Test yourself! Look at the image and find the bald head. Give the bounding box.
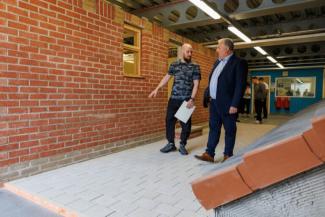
[181,43,193,62]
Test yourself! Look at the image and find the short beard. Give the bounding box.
[183,57,191,63]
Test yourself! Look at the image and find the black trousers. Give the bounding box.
[262,99,268,118]
[254,99,263,121]
[166,99,191,145]
[242,98,250,114]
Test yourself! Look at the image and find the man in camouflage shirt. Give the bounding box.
[149,43,201,155]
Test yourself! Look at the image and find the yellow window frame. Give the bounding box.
[123,24,141,77]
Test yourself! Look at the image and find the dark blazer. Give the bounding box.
[203,54,248,113]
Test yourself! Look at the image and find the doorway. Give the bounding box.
[251,76,271,117]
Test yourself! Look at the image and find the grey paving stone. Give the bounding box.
[80,204,115,217]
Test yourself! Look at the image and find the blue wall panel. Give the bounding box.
[251,68,323,114]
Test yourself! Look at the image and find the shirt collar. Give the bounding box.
[180,58,192,64]
[218,53,233,62]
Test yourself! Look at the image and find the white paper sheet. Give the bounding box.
[174,101,196,123]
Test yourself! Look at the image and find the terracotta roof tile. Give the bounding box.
[191,164,252,210]
[303,127,325,161]
[237,135,322,190]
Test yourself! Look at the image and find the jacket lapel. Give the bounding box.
[208,60,220,82]
[218,54,235,77]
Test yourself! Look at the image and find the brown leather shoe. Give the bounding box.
[221,155,230,163]
[215,155,231,163]
[194,152,214,163]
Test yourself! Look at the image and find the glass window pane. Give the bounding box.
[123,28,137,46]
[276,77,316,98]
[123,50,139,76]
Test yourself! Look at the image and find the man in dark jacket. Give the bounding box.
[252,77,266,124]
[195,38,248,163]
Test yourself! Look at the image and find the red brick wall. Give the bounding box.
[0,0,215,173]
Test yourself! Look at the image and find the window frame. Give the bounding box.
[123,24,141,77]
[275,76,316,98]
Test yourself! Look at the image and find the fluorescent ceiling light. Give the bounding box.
[267,56,277,63]
[228,26,251,43]
[276,63,284,68]
[254,46,267,55]
[188,0,221,19]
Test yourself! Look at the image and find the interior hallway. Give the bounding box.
[4,118,286,217]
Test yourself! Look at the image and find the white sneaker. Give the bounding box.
[255,120,261,124]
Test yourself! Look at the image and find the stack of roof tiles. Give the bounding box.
[192,100,325,210]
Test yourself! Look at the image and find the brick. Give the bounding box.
[0,56,18,63]
[19,1,38,12]
[0,152,9,160]
[8,21,28,31]
[49,4,65,14]
[31,145,49,153]
[0,87,18,92]
[29,12,49,22]
[9,149,29,158]
[0,26,18,35]
[20,166,39,175]
[0,41,18,50]
[20,140,39,148]
[0,11,17,20]
[8,121,29,128]
[19,16,39,26]
[20,153,40,162]
[8,50,29,58]
[0,158,19,167]
[29,0,49,9]
[30,157,49,166]
[0,101,19,107]
[19,31,38,40]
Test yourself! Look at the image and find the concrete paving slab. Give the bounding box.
[5,121,277,217]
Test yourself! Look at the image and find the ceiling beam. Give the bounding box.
[187,17,325,43]
[205,33,325,49]
[133,0,325,29]
[227,0,325,20]
[137,0,155,7]
[250,65,325,71]
[134,0,225,29]
[235,43,325,59]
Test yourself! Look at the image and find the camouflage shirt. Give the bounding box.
[168,60,201,100]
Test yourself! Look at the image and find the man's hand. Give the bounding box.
[229,106,237,114]
[187,99,194,108]
[148,88,158,98]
